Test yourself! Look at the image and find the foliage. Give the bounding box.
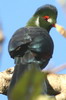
[10,67,55,100]
[35,95,56,100]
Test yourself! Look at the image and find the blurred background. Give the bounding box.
[0,0,66,99]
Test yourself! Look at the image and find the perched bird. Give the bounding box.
[8,4,58,69]
[8,4,58,99]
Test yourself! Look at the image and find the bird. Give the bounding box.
[8,4,58,99]
[8,4,58,69]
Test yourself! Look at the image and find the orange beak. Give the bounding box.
[52,24,56,27]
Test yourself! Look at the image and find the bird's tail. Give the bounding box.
[8,63,28,100]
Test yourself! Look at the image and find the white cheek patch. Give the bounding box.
[47,18,53,23]
[35,17,40,27]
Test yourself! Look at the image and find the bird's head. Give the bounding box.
[27,4,58,32]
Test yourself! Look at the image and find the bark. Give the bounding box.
[0,67,66,100]
[0,67,14,95]
[47,73,66,100]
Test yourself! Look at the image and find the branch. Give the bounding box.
[47,73,66,100]
[0,67,14,95]
[0,67,66,100]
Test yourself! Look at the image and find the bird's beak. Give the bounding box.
[52,19,57,27]
[47,18,56,27]
[48,18,66,37]
[52,24,56,27]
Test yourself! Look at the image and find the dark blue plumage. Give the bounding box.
[8,4,58,100]
[8,27,54,69]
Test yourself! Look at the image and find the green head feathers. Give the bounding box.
[27,4,58,32]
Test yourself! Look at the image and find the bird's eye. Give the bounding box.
[42,16,50,21]
[42,16,53,24]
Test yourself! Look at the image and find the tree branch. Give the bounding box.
[0,67,14,95]
[47,73,66,100]
[0,67,66,100]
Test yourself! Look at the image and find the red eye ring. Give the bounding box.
[43,16,50,20]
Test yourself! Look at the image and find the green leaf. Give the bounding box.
[34,95,56,100]
[10,66,47,100]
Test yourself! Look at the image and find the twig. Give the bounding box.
[0,67,66,100]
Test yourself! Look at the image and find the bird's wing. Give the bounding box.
[8,27,54,60]
[27,27,54,69]
[8,27,32,58]
[27,27,54,59]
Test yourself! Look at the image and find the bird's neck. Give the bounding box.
[26,16,40,27]
[26,16,51,32]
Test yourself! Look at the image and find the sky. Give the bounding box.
[0,0,66,100]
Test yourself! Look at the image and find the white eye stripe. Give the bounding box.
[35,17,40,26]
[47,18,53,23]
